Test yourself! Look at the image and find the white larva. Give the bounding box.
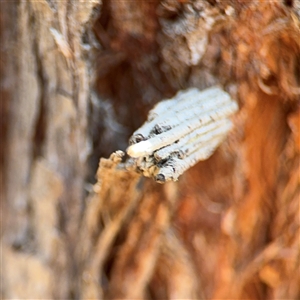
[127,100,237,158]
[154,118,232,161]
[126,86,238,183]
[131,86,231,140]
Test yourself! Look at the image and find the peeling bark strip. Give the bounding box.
[126,86,238,182]
[2,0,101,299]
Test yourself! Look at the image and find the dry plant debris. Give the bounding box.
[125,86,238,183]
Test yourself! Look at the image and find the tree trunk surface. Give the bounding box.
[1,1,299,299]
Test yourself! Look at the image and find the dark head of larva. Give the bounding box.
[155,173,166,184]
[176,150,185,159]
[129,134,145,145]
[150,124,172,135]
[151,124,164,135]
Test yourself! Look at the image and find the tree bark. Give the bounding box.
[1,1,299,299]
[1,1,100,298]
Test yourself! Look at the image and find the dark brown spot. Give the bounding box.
[155,174,166,183]
[129,134,145,145]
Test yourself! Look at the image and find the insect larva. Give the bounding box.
[125,86,238,183]
[154,119,231,161]
[127,100,237,158]
[131,87,230,141]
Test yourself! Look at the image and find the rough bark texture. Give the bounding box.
[1,1,101,298]
[1,0,299,299]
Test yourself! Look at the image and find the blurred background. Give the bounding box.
[1,0,299,299]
